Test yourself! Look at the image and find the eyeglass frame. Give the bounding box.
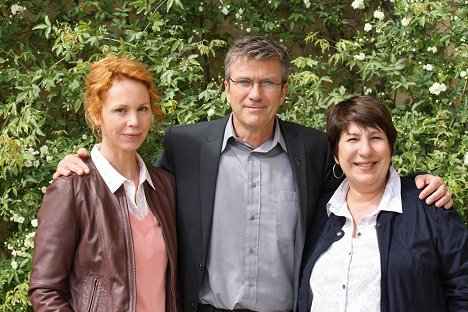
[228,78,285,90]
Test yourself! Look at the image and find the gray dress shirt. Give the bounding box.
[199,115,299,311]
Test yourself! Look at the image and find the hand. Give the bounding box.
[52,148,90,179]
[415,174,453,209]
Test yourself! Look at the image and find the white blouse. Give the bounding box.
[309,167,403,312]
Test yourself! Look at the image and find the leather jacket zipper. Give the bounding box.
[86,278,99,312]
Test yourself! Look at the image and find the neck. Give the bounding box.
[346,185,386,237]
[232,120,275,149]
[98,146,140,182]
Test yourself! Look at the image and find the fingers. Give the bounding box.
[53,154,90,179]
[53,167,72,180]
[76,148,88,158]
[443,198,454,210]
[416,174,443,199]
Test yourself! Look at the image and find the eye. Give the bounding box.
[114,108,126,113]
[236,79,253,88]
[139,106,149,112]
[261,80,275,86]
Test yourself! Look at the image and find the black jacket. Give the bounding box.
[157,115,339,311]
[298,176,468,312]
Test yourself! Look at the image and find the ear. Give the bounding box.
[334,156,339,164]
[279,82,289,106]
[224,79,232,106]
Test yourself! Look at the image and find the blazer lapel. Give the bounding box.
[280,121,308,246]
[199,116,229,255]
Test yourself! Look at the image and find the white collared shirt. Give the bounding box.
[309,166,402,312]
[91,145,155,220]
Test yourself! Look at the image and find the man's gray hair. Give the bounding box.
[224,36,290,83]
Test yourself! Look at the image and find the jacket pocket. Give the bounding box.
[84,277,100,312]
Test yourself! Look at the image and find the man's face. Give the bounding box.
[224,57,288,142]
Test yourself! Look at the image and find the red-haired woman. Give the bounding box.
[29,56,178,312]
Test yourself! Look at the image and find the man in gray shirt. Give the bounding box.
[54,36,452,311]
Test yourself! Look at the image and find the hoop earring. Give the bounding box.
[333,164,344,179]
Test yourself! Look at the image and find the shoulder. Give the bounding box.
[279,119,328,144]
[147,165,174,183]
[279,119,325,136]
[146,164,175,190]
[168,116,228,136]
[49,157,98,189]
[398,175,462,223]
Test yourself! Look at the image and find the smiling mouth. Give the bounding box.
[355,162,377,168]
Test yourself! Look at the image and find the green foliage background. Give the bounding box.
[0,0,466,309]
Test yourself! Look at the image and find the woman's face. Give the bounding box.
[98,77,152,157]
[336,122,392,192]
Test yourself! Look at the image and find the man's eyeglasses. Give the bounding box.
[228,78,283,91]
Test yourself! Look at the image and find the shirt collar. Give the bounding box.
[221,113,288,153]
[91,144,155,193]
[326,166,403,217]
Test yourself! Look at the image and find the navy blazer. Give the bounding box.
[157,115,339,311]
[298,175,468,312]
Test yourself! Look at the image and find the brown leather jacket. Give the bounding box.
[29,158,178,312]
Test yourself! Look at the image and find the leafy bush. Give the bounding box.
[0,0,466,309]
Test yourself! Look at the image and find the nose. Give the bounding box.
[358,138,372,156]
[127,112,139,127]
[248,82,262,100]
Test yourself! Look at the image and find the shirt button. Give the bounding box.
[251,182,256,188]
[248,282,254,287]
[337,231,342,236]
[357,232,362,237]
[250,215,255,220]
[199,264,203,270]
[249,248,254,254]
[342,285,346,289]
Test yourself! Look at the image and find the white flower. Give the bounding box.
[221,6,229,15]
[429,82,447,95]
[207,108,215,117]
[246,27,251,33]
[24,232,36,249]
[373,10,385,20]
[24,159,33,167]
[464,152,468,166]
[364,23,372,32]
[351,0,365,10]
[304,0,311,8]
[199,6,203,12]
[401,17,411,26]
[427,46,437,53]
[31,219,38,227]
[41,186,47,194]
[422,64,433,71]
[364,87,372,95]
[238,8,243,15]
[40,145,49,157]
[11,4,26,15]
[82,134,88,140]
[11,260,18,270]
[18,216,25,224]
[353,52,366,61]
[460,71,467,78]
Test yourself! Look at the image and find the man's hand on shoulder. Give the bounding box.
[52,148,90,179]
[415,174,453,209]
